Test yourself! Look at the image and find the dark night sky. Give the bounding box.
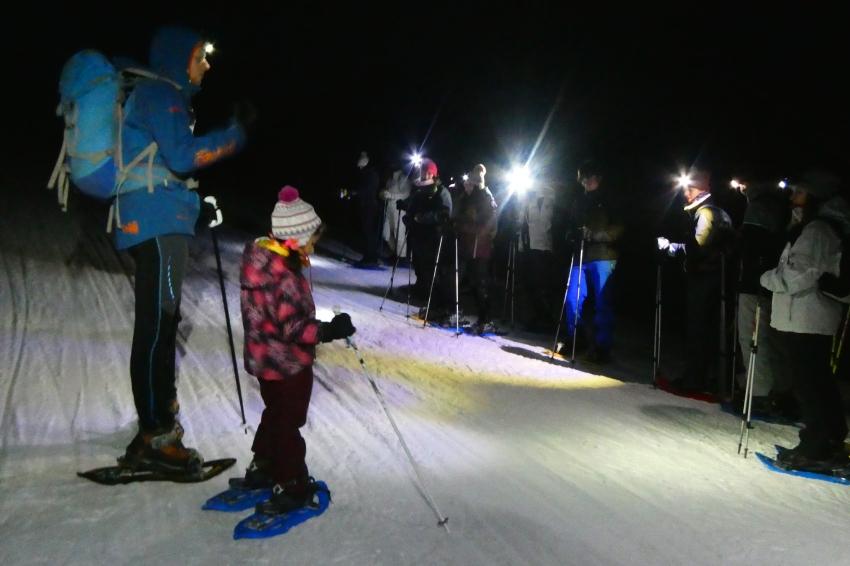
[3,2,847,230]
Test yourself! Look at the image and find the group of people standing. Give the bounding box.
[659,168,849,469]
[347,155,625,345]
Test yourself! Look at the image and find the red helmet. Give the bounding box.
[422,158,438,177]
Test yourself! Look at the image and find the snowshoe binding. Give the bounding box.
[234,476,332,540]
[203,459,275,512]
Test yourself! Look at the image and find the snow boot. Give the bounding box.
[419,306,447,322]
[776,441,849,470]
[255,474,328,516]
[582,344,611,364]
[472,320,498,336]
[439,311,470,328]
[122,421,202,473]
[241,458,275,490]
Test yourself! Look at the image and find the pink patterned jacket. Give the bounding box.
[239,242,321,381]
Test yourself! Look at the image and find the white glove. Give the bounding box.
[656,237,670,251]
[204,196,223,228]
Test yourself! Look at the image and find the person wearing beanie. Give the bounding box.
[760,172,850,469]
[444,164,498,334]
[732,181,796,419]
[398,158,453,299]
[238,186,356,515]
[562,160,625,363]
[352,151,382,268]
[657,166,733,393]
[118,25,248,473]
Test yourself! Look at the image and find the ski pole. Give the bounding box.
[653,262,662,387]
[549,254,576,360]
[210,227,247,431]
[501,241,514,321]
[510,238,517,328]
[379,213,406,312]
[407,246,413,319]
[333,307,449,531]
[454,236,460,336]
[719,254,728,399]
[832,306,850,374]
[570,234,586,365]
[422,235,444,326]
[738,296,761,457]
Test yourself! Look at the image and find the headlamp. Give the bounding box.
[462,174,469,181]
[204,42,215,55]
[676,173,692,189]
[507,166,532,194]
[778,180,788,189]
[730,179,745,190]
[411,153,423,167]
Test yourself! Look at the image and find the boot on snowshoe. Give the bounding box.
[236,458,275,490]
[418,306,446,322]
[439,311,470,329]
[255,474,327,516]
[471,320,497,336]
[776,440,849,471]
[121,420,202,473]
[582,344,611,364]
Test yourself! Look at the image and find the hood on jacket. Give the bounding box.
[149,25,205,97]
[240,241,293,290]
[817,195,850,233]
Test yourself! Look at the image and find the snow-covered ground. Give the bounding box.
[1,188,849,566]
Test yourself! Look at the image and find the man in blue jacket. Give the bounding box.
[116,25,246,472]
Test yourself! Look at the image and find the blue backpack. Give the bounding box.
[48,50,184,228]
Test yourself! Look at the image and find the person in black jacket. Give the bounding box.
[398,158,452,299]
[563,161,625,363]
[657,167,733,393]
[353,151,382,268]
[734,181,796,417]
[435,164,498,333]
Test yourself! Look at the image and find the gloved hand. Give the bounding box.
[396,199,408,211]
[656,237,670,251]
[232,98,258,137]
[320,313,356,343]
[201,196,223,228]
[819,272,849,298]
[401,214,412,227]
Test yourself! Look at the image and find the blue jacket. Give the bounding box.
[114,25,245,250]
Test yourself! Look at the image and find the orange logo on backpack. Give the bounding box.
[121,221,140,234]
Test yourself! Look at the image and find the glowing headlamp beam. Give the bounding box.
[676,174,692,189]
[462,174,469,181]
[411,153,422,167]
[508,166,532,193]
[204,43,215,54]
[778,180,788,189]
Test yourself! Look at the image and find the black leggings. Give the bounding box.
[128,234,188,431]
[779,331,848,454]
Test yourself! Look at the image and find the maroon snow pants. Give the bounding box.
[252,366,314,485]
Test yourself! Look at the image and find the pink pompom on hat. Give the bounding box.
[271,186,322,247]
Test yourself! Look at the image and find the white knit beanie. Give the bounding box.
[468,164,486,187]
[271,186,322,246]
[357,151,369,168]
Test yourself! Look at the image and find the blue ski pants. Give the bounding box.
[565,260,617,347]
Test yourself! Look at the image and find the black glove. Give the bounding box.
[232,98,258,137]
[396,199,408,211]
[819,272,849,298]
[401,214,412,227]
[320,313,356,343]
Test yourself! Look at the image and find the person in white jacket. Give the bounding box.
[518,183,557,332]
[760,172,849,468]
[381,168,412,260]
